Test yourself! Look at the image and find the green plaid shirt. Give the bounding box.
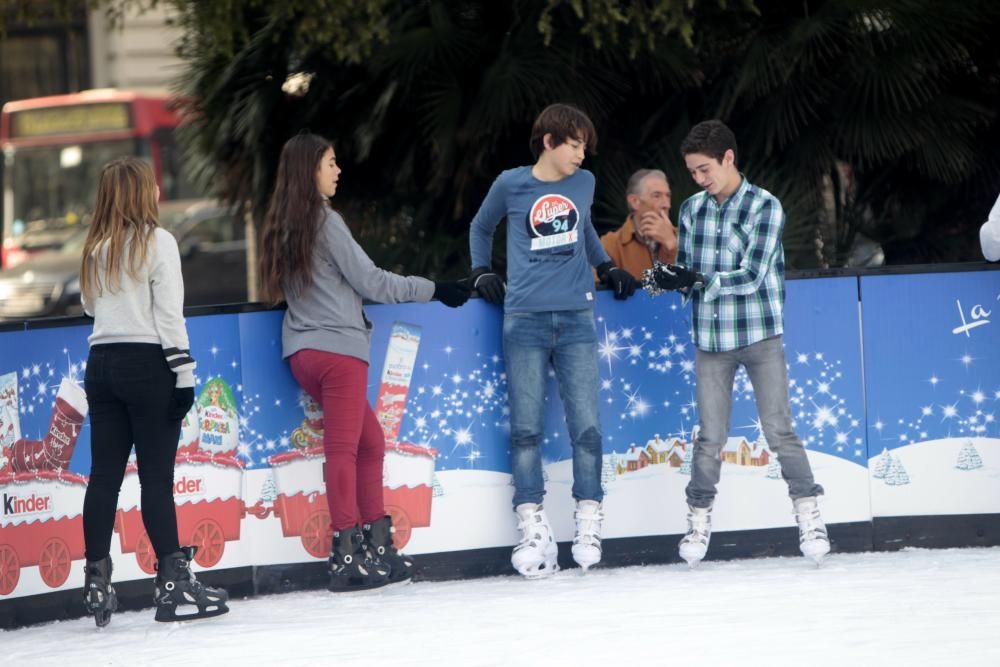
[677,176,786,352]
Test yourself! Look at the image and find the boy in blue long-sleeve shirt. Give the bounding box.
[469,103,638,577]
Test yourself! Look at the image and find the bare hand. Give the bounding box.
[637,211,677,250]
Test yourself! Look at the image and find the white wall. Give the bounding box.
[88,4,183,91]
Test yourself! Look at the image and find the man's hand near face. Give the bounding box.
[637,210,677,260]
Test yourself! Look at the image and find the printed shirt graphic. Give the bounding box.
[677,176,786,352]
[527,194,579,252]
[469,167,610,312]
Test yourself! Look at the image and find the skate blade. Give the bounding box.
[327,580,393,594]
[805,553,827,567]
[519,563,560,580]
[87,589,118,628]
[155,603,229,622]
[680,554,704,569]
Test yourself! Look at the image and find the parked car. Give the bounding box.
[0,200,248,320]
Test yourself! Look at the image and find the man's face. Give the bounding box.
[629,176,671,218]
[684,149,738,200]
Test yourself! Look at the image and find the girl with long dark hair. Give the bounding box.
[259,134,469,592]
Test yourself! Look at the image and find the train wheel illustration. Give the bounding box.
[38,537,71,588]
[192,519,225,567]
[301,510,332,559]
[386,505,412,549]
[135,532,157,574]
[0,544,20,595]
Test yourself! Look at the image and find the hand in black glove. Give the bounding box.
[168,387,195,421]
[596,262,639,300]
[645,262,705,292]
[433,280,472,308]
[469,266,506,305]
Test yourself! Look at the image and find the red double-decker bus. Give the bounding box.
[0,89,198,267]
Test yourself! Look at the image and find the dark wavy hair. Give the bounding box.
[259,133,333,304]
[528,103,597,159]
[680,120,738,166]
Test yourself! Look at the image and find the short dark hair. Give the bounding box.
[529,103,597,159]
[680,120,738,165]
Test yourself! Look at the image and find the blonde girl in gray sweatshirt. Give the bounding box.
[79,157,228,626]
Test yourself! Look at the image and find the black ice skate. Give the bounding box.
[83,556,118,628]
[363,515,414,583]
[153,546,229,622]
[329,525,390,592]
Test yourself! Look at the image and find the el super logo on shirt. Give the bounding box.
[527,194,579,252]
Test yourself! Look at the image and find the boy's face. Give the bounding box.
[544,132,587,178]
[684,149,738,200]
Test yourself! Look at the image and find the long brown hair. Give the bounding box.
[258,133,333,304]
[80,157,159,303]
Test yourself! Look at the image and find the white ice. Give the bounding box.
[4,547,999,666]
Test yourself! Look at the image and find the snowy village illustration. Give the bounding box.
[2,272,998,600]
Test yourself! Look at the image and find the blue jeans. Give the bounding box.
[503,309,604,508]
[687,335,824,508]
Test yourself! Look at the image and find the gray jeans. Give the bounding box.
[686,335,824,508]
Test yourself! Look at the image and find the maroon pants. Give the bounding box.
[289,349,385,532]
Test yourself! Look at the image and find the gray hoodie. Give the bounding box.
[282,206,434,363]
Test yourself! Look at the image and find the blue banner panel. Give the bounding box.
[861,270,1000,517]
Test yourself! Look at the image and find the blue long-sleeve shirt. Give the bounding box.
[469,167,610,312]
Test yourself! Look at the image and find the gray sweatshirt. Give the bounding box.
[282,207,435,363]
[83,227,196,388]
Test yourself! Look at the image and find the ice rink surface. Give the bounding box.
[4,546,999,666]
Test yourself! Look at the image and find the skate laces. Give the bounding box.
[683,508,711,545]
[515,509,549,551]
[573,502,603,546]
[795,500,827,540]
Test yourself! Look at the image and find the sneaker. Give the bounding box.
[511,503,559,578]
[678,504,712,567]
[571,500,603,571]
[793,496,830,564]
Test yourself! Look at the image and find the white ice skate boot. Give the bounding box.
[571,500,604,571]
[512,503,559,578]
[678,504,712,567]
[794,496,830,565]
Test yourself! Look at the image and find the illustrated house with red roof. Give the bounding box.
[721,436,770,467]
[620,445,650,473]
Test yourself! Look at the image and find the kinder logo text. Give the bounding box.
[3,492,52,516]
[174,476,204,496]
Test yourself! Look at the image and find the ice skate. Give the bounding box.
[364,515,413,584]
[329,526,390,592]
[512,503,559,579]
[83,556,118,628]
[153,546,229,622]
[678,504,712,567]
[571,500,603,571]
[794,496,830,565]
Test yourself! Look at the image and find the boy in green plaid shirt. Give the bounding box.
[647,120,830,566]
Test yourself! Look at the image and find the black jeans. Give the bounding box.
[83,343,182,561]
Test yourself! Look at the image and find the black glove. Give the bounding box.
[596,261,639,300]
[646,262,705,291]
[168,387,195,421]
[469,266,506,305]
[433,280,471,308]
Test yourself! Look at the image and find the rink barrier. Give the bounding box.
[1,262,999,628]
